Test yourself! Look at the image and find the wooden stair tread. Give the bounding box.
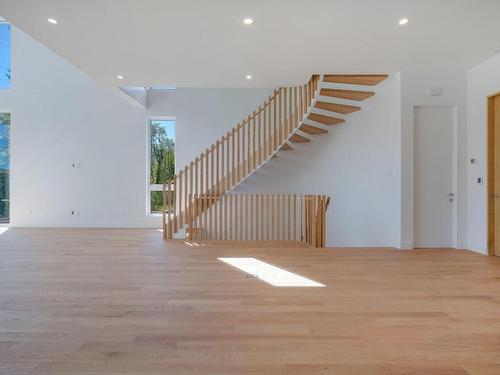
[280,143,293,151]
[307,113,345,125]
[320,88,375,101]
[289,134,310,143]
[315,101,360,114]
[323,74,388,86]
[299,124,328,135]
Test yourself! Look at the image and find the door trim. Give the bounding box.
[413,105,458,248]
[487,92,500,256]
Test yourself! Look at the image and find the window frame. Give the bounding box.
[0,110,10,224]
[146,116,176,216]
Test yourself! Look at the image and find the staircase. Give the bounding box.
[162,74,388,246]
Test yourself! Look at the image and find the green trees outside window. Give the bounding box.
[0,113,10,222]
[150,119,175,213]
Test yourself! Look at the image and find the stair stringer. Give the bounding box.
[222,75,325,195]
[164,74,389,240]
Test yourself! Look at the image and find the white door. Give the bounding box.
[414,106,456,248]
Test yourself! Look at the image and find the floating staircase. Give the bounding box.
[163,74,388,246]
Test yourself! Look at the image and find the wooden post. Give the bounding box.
[276,193,281,241]
[250,193,254,240]
[178,169,183,227]
[173,177,177,233]
[242,121,246,178]
[258,106,262,165]
[273,91,277,150]
[205,148,209,196]
[278,89,283,144]
[282,193,286,241]
[293,194,297,241]
[231,129,235,187]
[252,111,256,170]
[226,132,230,191]
[261,193,265,241]
[229,194,233,241]
[266,194,270,240]
[223,194,228,241]
[272,194,276,241]
[293,86,296,130]
[247,115,251,176]
[239,194,243,241]
[237,127,241,183]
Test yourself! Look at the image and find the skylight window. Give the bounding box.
[147,85,176,91]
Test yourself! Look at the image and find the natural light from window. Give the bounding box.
[149,118,175,214]
[0,22,11,89]
[218,257,325,287]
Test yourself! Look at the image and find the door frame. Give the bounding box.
[487,92,500,256]
[413,105,459,248]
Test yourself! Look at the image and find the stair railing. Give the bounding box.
[186,193,330,248]
[163,75,321,239]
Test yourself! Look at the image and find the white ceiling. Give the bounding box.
[1,0,500,87]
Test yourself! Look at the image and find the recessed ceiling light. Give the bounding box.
[398,18,409,25]
[47,18,58,24]
[245,74,253,80]
[243,17,254,25]
[117,75,124,80]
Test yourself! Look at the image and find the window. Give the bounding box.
[0,22,11,89]
[148,118,175,214]
[0,113,9,223]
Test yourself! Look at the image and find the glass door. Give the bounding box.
[0,113,10,223]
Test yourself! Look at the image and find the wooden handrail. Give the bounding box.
[163,75,322,239]
[185,193,329,247]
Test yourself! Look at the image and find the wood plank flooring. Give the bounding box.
[0,229,500,374]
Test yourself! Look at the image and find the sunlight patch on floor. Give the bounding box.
[0,227,8,236]
[218,257,325,287]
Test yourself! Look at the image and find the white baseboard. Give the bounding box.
[399,241,414,249]
[466,242,488,255]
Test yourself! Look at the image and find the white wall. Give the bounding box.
[400,66,468,249]
[146,88,272,170]
[0,27,271,228]
[234,74,402,247]
[4,26,484,251]
[466,54,500,254]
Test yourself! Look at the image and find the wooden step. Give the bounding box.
[323,74,388,86]
[320,88,375,101]
[307,113,345,125]
[299,124,328,135]
[315,101,361,114]
[289,134,310,143]
[280,143,293,151]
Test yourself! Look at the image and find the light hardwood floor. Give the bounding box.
[0,229,500,374]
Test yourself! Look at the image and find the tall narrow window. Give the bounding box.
[148,118,175,214]
[0,22,11,89]
[0,113,10,223]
